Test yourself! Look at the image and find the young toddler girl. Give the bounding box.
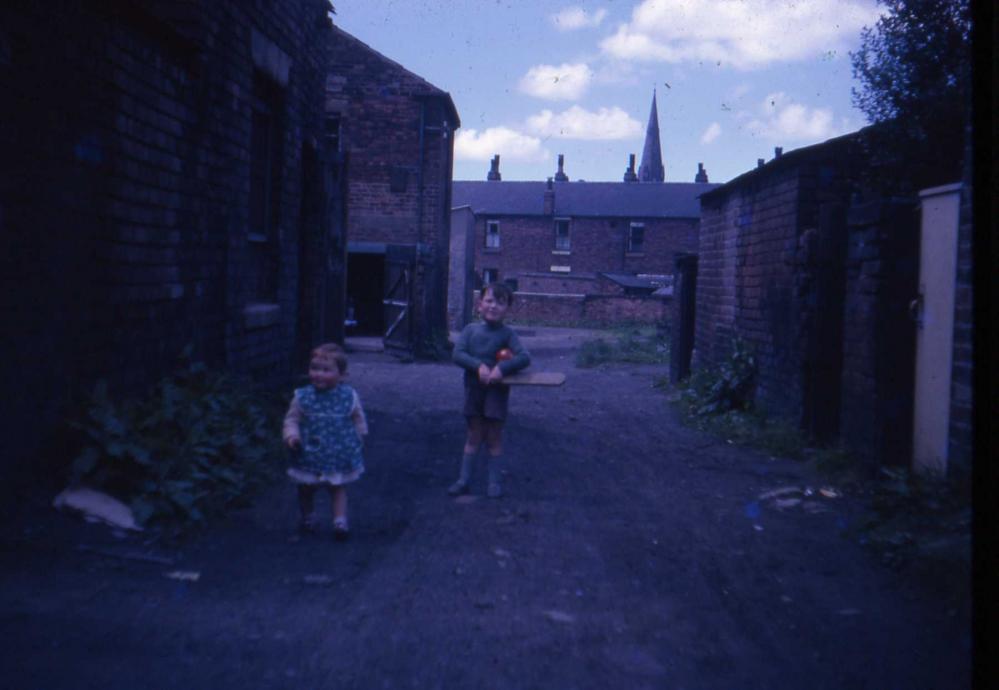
[283,343,367,540]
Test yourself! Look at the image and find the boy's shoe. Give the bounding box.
[447,479,469,496]
[487,481,503,498]
[333,518,349,541]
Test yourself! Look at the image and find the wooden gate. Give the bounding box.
[383,244,416,354]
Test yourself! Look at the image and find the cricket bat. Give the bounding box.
[501,371,566,386]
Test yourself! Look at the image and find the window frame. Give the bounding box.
[553,217,571,252]
[482,268,499,285]
[485,219,501,249]
[627,222,645,254]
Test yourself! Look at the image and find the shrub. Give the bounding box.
[66,362,281,532]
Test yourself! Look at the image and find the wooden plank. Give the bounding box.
[502,371,566,386]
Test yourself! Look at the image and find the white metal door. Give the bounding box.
[911,183,962,475]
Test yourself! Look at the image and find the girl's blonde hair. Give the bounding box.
[311,342,348,374]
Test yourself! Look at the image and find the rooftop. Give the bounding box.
[451,180,720,219]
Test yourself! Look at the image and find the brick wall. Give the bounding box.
[471,290,669,327]
[0,1,333,473]
[516,273,600,295]
[695,167,804,418]
[838,199,918,468]
[695,137,861,427]
[947,133,973,478]
[326,26,457,352]
[473,214,697,284]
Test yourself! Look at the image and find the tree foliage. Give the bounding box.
[850,0,971,188]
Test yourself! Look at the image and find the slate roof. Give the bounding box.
[451,181,720,218]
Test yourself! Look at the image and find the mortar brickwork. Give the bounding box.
[2,1,337,473]
[327,26,458,352]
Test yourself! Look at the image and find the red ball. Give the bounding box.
[496,348,514,361]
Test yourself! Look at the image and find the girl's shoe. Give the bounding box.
[299,515,318,535]
[447,479,469,496]
[333,518,349,541]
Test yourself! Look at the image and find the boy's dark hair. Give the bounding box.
[311,342,348,374]
[483,281,514,306]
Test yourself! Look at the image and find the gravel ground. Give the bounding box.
[0,327,971,689]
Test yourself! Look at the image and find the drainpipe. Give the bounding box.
[417,100,425,249]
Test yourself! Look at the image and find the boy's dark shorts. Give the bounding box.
[463,376,510,421]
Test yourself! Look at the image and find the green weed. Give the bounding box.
[575,327,669,367]
[66,361,282,533]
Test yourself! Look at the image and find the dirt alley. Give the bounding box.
[0,327,971,689]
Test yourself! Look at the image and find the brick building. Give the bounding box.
[693,128,973,474]
[326,25,459,355]
[448,93,718,328]
[0,1,340,476]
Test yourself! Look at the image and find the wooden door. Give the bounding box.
[911,183,962,475]
[383,244,416,353]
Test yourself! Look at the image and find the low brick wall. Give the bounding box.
[484,290,670,327]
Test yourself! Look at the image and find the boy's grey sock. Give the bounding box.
[459,453,475,484]
[487,455,503,497]
[448,453,475,495]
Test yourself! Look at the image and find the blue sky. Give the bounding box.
[332,0,884,184]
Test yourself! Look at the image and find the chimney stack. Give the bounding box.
[774,146,783,159]
[757,158,765,169]
[623,154,638,182]
[543,177,555,215]
[554,153,568,182]
[694,162,709,183]
[487,154,501,181]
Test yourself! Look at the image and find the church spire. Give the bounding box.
[638,89,665,182]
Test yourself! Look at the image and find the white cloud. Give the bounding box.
[745,92,850,142]
[701,122,722,144]
[454,127,550,163]
[518,63,593,101]
[600,0,881,70]
[551,7,608,31]
[525,105,643,140]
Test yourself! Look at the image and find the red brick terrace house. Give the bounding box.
[326,25,459,356]
[449,157,718,327]
[448,92,717,327]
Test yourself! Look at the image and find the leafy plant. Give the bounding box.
[676,338,757,416]
[66,362,282,532]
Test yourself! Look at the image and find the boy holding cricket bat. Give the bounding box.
[449,282,530,498]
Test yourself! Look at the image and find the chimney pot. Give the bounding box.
[554,154,568,182]
[623,153,638,182]
[774,146,783,158]
[487,154,501,181]
[757,158,765,168]
[694,162,709,183]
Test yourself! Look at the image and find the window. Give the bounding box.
[249,70,285,300]
[485,220,500,249]
[486,220,499,249]
[250,72,284,241]
[550,265,570,273]
[482,268,499,285]
[628,222,645,253]
[324,115,341,152]
[554,218,570,251]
